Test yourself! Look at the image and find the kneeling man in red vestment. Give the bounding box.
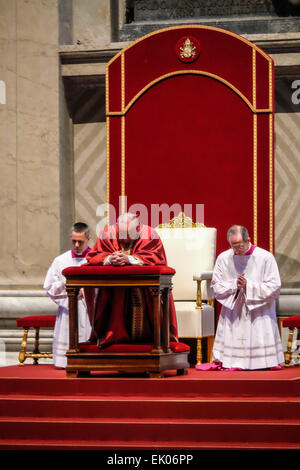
[84,212,178,348]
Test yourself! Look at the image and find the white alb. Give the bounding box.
[211,245,284,370]
[44,250,92,368]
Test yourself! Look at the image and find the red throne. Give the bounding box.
[106,25,274,255]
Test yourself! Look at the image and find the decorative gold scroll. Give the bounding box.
[158,212,205,229]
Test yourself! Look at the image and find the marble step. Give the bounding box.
[0,329,53,352]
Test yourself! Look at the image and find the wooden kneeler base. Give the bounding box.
[66,342,190,378]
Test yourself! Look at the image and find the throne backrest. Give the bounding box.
[156,217,216,301]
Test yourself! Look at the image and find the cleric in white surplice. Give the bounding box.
[44,222,92,368]
[211,225,284,370]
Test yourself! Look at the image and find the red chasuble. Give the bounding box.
[84,225,178,347]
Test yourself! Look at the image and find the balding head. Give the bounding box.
[227,225,251,256]
[117,212,140,242]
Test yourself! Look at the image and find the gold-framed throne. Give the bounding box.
[156,213,216,364]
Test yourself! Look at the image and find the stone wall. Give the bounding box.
[0,0,61,288]
[74,122,107,246]
[0,0,112,288]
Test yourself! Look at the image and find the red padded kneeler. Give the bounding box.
[282,316,300,328]
[62,265,176,277]
[16,315,56,328]
[16,315,56,365]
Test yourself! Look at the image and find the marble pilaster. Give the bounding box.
[0,0,61,287]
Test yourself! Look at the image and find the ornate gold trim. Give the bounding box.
[106,116,110,224]
[121,115,125,206]
[252,47,256,109]
[196,337,203,365]
[158,212,205,228]
[106,61,110,222]
[253,113,258,246]
[105,59,110,115]
[121,52,125,113]
[107,70,271,116]
[196,279,203,310]
[269,59,273,111]
[269,112,274,253]
[268,59,274,253]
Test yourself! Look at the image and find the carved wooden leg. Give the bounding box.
[196,280,203,310]
[150,287,162,353]
[284,327,295,366]
[33,327,40,365]
[19,328,29,365]
[196,337,203,365]
[162,287,171,353]
[66,286,79,353]
[207,335,214,363]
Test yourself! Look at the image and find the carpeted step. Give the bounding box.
[0,438,300,451]
[0,396,299,421]
[0,439,299,452]
[0,365,299,450]
[0,366,299,397]
[0,417,299,446]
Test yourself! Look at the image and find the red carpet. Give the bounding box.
[0,365,299,450]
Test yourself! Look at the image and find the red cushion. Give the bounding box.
[62,265,175,277]
[79,341,190,353]
[282,315,300,328]
[16,315,56,328]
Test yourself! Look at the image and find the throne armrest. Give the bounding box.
[193,271,213,309]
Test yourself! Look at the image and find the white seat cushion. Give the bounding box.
[175,301,215,337]
[156,227,216,301]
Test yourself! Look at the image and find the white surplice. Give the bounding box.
[211,245,284,370]
[44,250,92,368]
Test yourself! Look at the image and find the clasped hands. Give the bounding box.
[110,250,130,266]
[237,272,247,290]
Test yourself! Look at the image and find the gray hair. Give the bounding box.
[227,225,249,243]
[117,212,139,227]
[117,212,140,240]
[70,222,90,238]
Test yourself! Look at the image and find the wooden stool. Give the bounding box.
[282,315,300,366]
[16,315,56,365]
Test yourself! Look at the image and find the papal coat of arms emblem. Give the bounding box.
[180,38,196,59]
[176,36,200,63]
